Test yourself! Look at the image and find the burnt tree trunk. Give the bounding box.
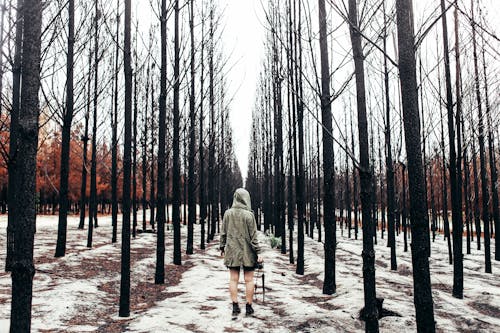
[187,0,196,255]
[119,0,132,317]
[471,0,491,273]
[318,0,336,295]
[395,0,435,330]
[348,0,378,329]
[155,0,167,284]
[6,0,23,272]
[55,0,75,258]
[9,0,41,330]
[172,0,182,265]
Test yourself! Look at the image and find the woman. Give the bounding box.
[220,188,262,316]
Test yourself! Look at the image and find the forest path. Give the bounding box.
[0,214,499,332]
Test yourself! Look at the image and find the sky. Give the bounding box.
[132,0,500,182]
[220,0,265,181]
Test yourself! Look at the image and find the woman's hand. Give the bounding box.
[257,256,263,263]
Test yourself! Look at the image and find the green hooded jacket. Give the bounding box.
[219,188,261,268]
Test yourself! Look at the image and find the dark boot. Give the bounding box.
[232,302,241,316]
[245,303,254,316]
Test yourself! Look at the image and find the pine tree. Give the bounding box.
[9,0,42,330]
[395,0,435,330]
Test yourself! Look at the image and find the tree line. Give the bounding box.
[4,0,243,330]
[246,0,498,332]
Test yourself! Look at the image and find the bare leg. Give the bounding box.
[229,268,239,303]
[244,270,255,305]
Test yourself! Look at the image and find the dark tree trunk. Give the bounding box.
[440,0,463,297]
[462,113,472,255]
[111,0,120,243]
[471,0,491,273]
[55,0,75,258]
[9,0,41,330]
[395,0,435,330]
[271,12,285,252]
[150,79,156,230]
[88,1,100,248]
[472,135,481,250]
[482,31,500,262]
[348,0,378,330]
[351,117,359,240]
[155,0,167,284]
[172,0,182,265]
[132,29,138,238]
[142,62,150,231]
[208,5,216,243]
[78,45,92,231]
[119,0,132,317]
[199,6,206,250]
[318,0,336,295]
[295,0,305,276]
[187,0,196,255]
[383,0,396,271]
[286,0,295,264]
[438,64,452,264]
[6,0,23,272]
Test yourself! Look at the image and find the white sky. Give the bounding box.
[131,0,500,182]
[220,0,265,180]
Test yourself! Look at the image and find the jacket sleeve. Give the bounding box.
[248,213,261,254]
[220,212,227,251]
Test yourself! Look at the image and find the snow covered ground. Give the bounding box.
[0,213,498,332]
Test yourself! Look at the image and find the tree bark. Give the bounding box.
[395,0,435,330]
[111,0,120,243]
[155,0,167,284]
[55,0,75,258]
[172,0,182,265]
[318,0,336,295]
[471,0,491,273]
[119,0,132,317]
[187,0,196,255]
[383,0,397,271]
[348,0,378,330]
[9,0,41,330]
[6,0,23,272]
[440,0,463,297]
[88,0,100,248]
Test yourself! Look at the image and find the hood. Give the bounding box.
[231,188,252,211]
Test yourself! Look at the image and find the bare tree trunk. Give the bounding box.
[155,0,167,284]
[438,59,452,264]
[150,79,156,230]
[295,0,306,276]
[396,0,435,330]
[172,0,182,265]
[471,0,491,273]
[187,0,196,255]
[199,5,206,250]
[111,0,120,243]
[119,0,132,317]
[208,4,216,242]
[6,0,23,272]
[55,0,75,257]
[88,0,100,248]
[132,26,138,238]
[440,0,463,297]
[348,0,378,329]
[9,0,41,330]
[318,0,336,295]
[482,29,500,262]
[383,0,396,271]
[78,51,91,231]
[472,133,481,250]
